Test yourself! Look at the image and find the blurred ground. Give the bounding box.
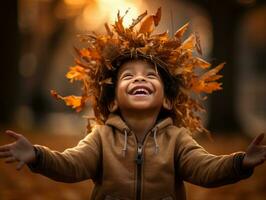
[0,131,265,200]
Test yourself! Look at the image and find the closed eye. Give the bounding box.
[147,72,158,79]
[121,73,133,80]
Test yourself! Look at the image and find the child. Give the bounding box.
[1,8,266,200]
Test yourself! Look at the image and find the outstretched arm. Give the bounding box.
[0,130,36,170]
[0,129,102,183]
[175,129,264,188]
[243,133,266,169]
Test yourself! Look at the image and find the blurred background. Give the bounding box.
[0,0,265,199]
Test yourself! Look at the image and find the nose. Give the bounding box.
[133,75,146,83]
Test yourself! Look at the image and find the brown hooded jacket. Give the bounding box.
[29,114,252,200]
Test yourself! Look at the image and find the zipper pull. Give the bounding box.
[136,143,143,165]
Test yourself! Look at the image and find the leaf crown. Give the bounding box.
[51,8,224,134]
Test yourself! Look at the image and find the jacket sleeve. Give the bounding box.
[175,128,253,188]
[28,127,102,183]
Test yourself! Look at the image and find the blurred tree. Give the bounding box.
[28,0,68,123]
[186,0,265,132]
[0,1,20,124]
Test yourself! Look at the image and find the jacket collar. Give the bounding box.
[105,113,173,135]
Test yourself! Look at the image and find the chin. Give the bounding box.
[128,104,162,112]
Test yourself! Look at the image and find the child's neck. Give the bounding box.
[120,110,159,143]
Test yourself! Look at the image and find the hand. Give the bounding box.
[243,133,266,169]
[0,130,36,170]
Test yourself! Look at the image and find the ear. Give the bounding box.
[108,100,118,112]
[163,98,172,110]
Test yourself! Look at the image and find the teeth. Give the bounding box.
[133,88,149,95]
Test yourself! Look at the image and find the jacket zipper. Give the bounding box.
[136,142,143,200]
[134,128,155,200]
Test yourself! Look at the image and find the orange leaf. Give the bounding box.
[104,23,113,37]
[79,48,91,58]
[153,7,161,26]
[66,65,88,82]
[50,90,60,99]
[129,10,148,29]
[139,16,154,34]
[114,11,125,34]
[191,63,224,93]
[50,90,83,110]
[200,62,224,81]
[175,23,189,39]
[151,31,169,42]
[199,82,223,93]
[139,8,161,34]
[181,34,196,50]
[62,95,82,109]
[194,57,211,69]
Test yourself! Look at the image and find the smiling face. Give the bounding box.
[115,60,165,115]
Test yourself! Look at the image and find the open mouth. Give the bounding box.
[129,86,153,96]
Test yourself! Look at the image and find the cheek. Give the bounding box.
[115,81,128,99]
[119,81,128,91]
[155,81,164,97]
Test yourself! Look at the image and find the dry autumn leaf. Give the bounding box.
[174,23,189,39]
[153,7,161,26]
[50,90,83,111]
[180,34,196,50]
[129,10,148,29]
[194,57,211,69]
[63,95,82,109]
[104,23,113,37]
[66,65,88,82]
[191,63,224,93]
[139,7,161,34]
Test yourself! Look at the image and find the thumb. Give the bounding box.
[16,161,25,171]
[251,133,265,146]
[5,130,21,140]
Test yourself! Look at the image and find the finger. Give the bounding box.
[0,151,12,158]
[5,130,21,140]
[5,157,16,163]
[16,161,25,171]
[252,133,265,146]
[0,144,12,152]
